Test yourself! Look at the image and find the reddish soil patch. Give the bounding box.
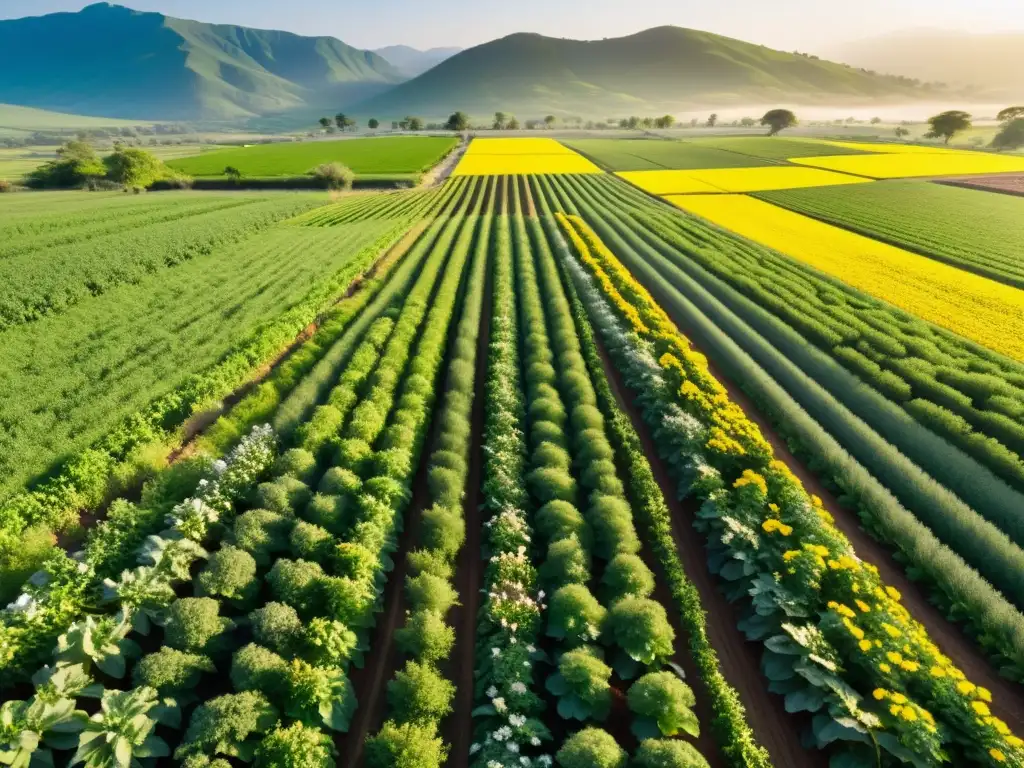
[440,252,492,768]
[939,173,1024,198]
[594,338,826,768]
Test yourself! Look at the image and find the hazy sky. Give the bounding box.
[1,0,1020,51]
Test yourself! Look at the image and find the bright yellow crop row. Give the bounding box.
[670,194,1024,361]
[463,137,577,155]
[791,152,1024,179]
[619,166,870,194]
[802,139,983,155]
[451,152,602,176]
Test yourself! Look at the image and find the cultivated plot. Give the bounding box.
[623,166,870,194]
[566,138,774,170]
[791,152,1024,178]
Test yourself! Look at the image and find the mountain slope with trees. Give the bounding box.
[0,3,404,121]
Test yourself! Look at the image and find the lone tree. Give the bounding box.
[445,111,469,132]
[894,126,911,139]
[544,115,556,129]
[493,111,507,130]
[368,118,379,130]
[761,108,798,136]
[924,110,972,144]
[992,119,1024,152]
[706,113,718,128]
[318,117,331,131]
[997,106,1024,123]
[312,162,354,191]
[104,147,165,190]
[224,166,242,183]
[507,116,520,130]
[406,116,424,131]
[654,115,675,129]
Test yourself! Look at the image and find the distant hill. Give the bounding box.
[373,45,463,78]
[0,103,150,134]
[826,30,1024,99]
[353,26,948,120]
[0,3,404,121]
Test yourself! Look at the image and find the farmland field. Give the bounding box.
[3,136,1024,768]
[759,181,1024,288]
[621,166,870,194]
[566,138,775,170]
[166,136,458,178]
[791,151,1024,178]
[680,135,875,159]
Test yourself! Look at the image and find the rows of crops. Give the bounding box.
[4,134,1024,768]
[0,186,450,602]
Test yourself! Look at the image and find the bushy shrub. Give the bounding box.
[555,646,613,720]
[164,597,235,653]
[255,721,337,768]
[606,598,675,668]
[531,419,567,449]
[296,407,344,454]
[387,660,455,725]
[231,509,292,566]
[312,162,354,190]
[555,727,626,768]
[303,494,351,536]
[364,720,447,768]
[253,477,311,516]
[580,459,625,497]
[304,617,359,668]
[632,739,710,768]
[132,647,214,693]
[536,500,589,544]
[290,521,334,564]
[231,643,290,697]
[420,505,464,558]
[177,691,278,761]
[197,545,259,604]
[541,535,591,588]
[548,584,606,646]
[274,448,318,483]
[394,609,455,663]
[405,572,459,615]
[628,672,699,739]
[330,541,377,582]
[427,466,463,509]
[267,559,325,616]
[533,441,572,471]
[318,467,361,497]
[322,575,375,628]
[589,494,640,559]
[527,466,577,504]
[285,660,356,731]
[249,602,304,655]
[602,553,655,601]
[406,548,454,580]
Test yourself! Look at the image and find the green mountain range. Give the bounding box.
[372,46,463,78]
[0,3,403,121]
[354,26,950,120]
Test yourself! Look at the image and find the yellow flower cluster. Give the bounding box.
[558,210,1024,765]
[669,194,1024,361]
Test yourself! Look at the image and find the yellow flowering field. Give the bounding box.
[791,152,1024,178]
[451,152,602,176]
[802,139,983,155]
[669,194,1024,361]
[463,137,577,155]
[619,166,870,194]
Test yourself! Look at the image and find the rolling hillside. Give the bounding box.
[355,26,949,119]
[0,3,404,121]
[373,45,463,78]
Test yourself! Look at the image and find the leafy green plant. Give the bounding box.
[628,671,700,740]
[56,609,140,679]
[254,721,336,768]
[364,720,447,768]
[555,727,626,768]
[633,738,711,768]
[0,696,83,767]
[177,692,278,763]
[285,662,356,732]
[70,687,169,767]
[545,646,613,721]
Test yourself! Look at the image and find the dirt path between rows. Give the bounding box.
[440,249,493,768]
[421,140,468,189]
[593,337,827,768]
[618,259,1024,732]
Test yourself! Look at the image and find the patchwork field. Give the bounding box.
[566,138,774,170]
[3,136,1024,768]
[791,151,1024,178]
[166,136,458,178]
[759,181,1024,287]
[680,135,875,159]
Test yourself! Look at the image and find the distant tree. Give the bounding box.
[312,162,355,190]
[761,108,798,136]
[544,115,557,129]
[626,116,640,130]
[493,111,507,130]
[689,118,698,128]
[739,117,756,128]
[641,117,654,129]
[507,116,520,130]
[925,110,972,144]
[894,126,911,139]
[318,117,332,131]
[653,115,674,129]
[368,118,379,130]
[391,120,399,130]
[406,116,424,131]
[525,119,540,130]
[224,166,242,183]
[997,106,1024,122]
[334,113,348,130]
[26,139,106,188]
[706,113,718,128]
[104,147,165,190]
[870,116,882,124]
[992,119,1024,151]
[445,112,470,132]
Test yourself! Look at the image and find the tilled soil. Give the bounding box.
[939,173,1024,198]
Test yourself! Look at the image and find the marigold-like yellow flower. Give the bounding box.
[972,701,991,717]
[879,663,891,673]
[855,600,871,613]
[989,748,1006,763]
[858,639,872,652]
[872,689,887,700]
[976,686,992,703]
[956,681,976,696]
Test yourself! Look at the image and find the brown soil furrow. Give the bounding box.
[593,335,827,768]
